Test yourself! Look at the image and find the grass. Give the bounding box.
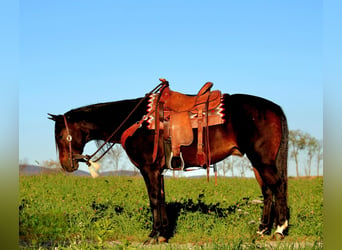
[19,174,323,249]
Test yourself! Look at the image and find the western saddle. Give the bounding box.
[147,78,224,170]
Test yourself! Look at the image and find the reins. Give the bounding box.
[63,81,169,167]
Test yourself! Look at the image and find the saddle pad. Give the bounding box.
[146,93,225,130]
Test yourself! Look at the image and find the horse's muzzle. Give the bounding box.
[60,158,79,172]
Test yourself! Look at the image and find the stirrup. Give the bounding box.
[168,152,184,170]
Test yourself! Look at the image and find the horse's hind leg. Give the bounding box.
[247,111,289,238]
[273,174,289,238]
[273,126,289,238]
[253,168,274,236]
[253,165,289,238]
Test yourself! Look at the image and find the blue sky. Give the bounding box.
[19,1,322,173]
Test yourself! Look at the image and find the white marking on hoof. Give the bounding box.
[275,220,288,236]
[257,228,268,237]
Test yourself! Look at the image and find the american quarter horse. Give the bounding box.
[49,79,289,243]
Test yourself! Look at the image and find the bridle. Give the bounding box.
[63,114,76,168]
[61,80,169,169]
[62,113,117,168]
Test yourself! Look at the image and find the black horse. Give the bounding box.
[49,81,289,243]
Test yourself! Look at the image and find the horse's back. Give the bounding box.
[226,93,286,128]
[227,94,285,116]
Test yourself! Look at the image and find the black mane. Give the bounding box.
[59,97,149,154]
[65,97,146,122]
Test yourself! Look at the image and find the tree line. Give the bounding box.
[288,129,323,177]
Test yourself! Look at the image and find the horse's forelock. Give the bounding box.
[52,114,66,156]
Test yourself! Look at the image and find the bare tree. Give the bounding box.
[316,139,323,176]
[221,157,232,177]
[99,144,125,174]
[289,130,307,177]
[237,155,253,177]
[306,135,319,177]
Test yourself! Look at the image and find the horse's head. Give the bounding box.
[48,113,86,172]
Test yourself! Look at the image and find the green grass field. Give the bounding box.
[19,174,323,249]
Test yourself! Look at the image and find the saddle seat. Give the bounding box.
[160,82,221,112]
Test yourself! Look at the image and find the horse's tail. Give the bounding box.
[275,107,290,222]
[276,108,288,181]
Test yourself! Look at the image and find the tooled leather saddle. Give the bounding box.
[146,79,225,170]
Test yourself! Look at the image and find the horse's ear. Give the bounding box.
[48,113,58,121]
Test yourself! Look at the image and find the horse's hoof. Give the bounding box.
[143,236,168,245]
[256,227,269,238]
[272,232,285,240]
[256,232,264,238]
[143,237,158,245]
[158,236,168,243]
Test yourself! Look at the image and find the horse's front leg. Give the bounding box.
[140,165,169,244]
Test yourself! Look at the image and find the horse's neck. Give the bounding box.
[83,98,146,143]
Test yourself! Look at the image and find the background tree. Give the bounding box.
[99,144,125,174]
[305,135,319,177]
[221,156,234,177]
[289,130,307,177]
[237,155,253,177]
[316,139,323,176]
